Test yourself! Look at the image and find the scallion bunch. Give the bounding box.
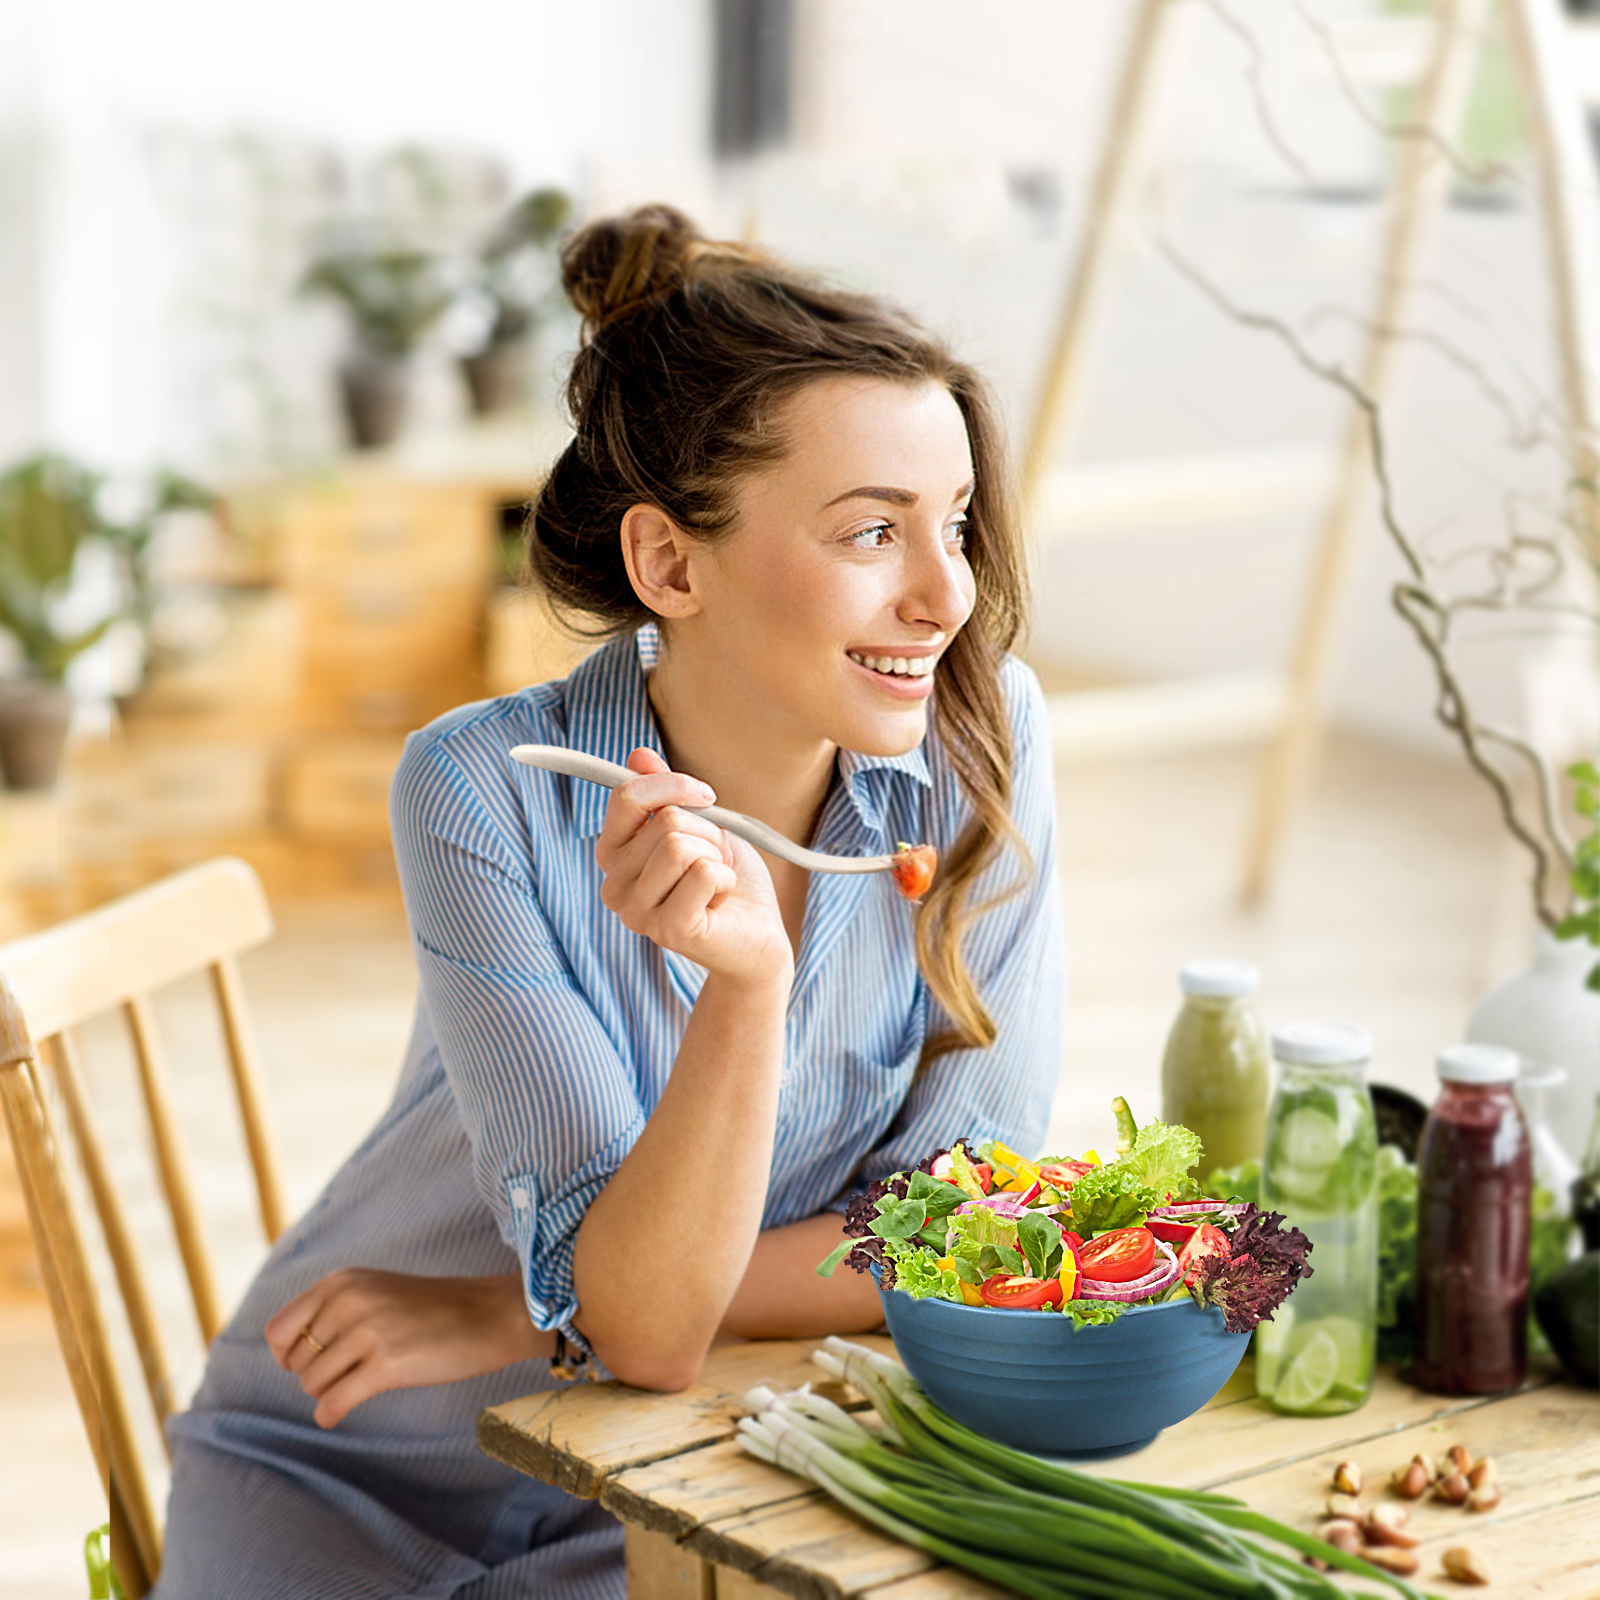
[735,1339,1440,1600]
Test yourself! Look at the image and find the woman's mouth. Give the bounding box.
[846,651,937,678]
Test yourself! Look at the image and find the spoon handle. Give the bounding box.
[508,744,895,876]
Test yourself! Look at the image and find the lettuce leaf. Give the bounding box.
[1062,1299,1126,1329]
[1116,1119,1204,1193]
[883,1239,961,1301]
[1064,1163,1160,1236]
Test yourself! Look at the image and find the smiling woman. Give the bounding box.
[151,205,1064,1600]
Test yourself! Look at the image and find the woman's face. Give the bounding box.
[686,375,978,760]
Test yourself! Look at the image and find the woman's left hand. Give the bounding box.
[264,1269,552,1429]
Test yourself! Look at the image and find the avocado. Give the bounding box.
[1533,1251,1599,1388]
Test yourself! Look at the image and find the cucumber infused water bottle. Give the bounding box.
[1257,1024,1379,1416]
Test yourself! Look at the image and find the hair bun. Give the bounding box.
[561,204,767,336]
[561,204,703,332]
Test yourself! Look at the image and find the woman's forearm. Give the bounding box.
[570,966,791,1388]
[718,1212,885,1340]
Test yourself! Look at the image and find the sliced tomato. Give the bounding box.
[1177,1223,1230,1286]
[931,1151,994,1195]
[979,1274,1065,1311]
[1077,1226,1157,1285]
[1038,1160,1095,1191]
[1147,1217,1198,1247]
[890,843,937,901]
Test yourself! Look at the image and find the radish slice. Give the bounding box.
[1076,1240,1182,1302]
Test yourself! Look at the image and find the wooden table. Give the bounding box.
[479,1340,1600,1600]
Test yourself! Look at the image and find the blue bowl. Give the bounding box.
[878,1286,1249,1458]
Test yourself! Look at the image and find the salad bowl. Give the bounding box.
[877,1281,1249,1458]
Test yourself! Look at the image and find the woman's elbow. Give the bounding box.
[598,1340,705,1392]
[578,1317,708,1391]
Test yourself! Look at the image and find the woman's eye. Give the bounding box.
[945,515,970,549]
[847,524,894,549]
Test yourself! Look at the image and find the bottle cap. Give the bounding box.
[1437,1043,1519,1085]
[1271,1022,1373,1068]
[1179,959,1259,999]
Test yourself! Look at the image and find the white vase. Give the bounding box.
[1466,929,1600,1181]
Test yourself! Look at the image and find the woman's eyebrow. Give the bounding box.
[822,478,976,510]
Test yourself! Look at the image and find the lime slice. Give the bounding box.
[1302,1315,1368,1385]
[1271,1329,1340,1413]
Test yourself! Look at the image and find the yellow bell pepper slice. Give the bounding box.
[986,1141,1027,1178]
[1057,1250,1079,1301]
[937,1255,986,1306]
[1080,1148,1102,1166]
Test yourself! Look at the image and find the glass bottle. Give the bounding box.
[1161,960,1270,1185]
[1572,1092,1600,1253]
[1413,1044,1532,1395]
[1257,1023,1379,1416]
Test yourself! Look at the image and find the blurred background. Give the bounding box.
[2,1,1599,1592]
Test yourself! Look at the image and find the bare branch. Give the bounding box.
[1157,235,1581,926]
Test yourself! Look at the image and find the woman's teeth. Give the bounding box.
[849,652,935,677]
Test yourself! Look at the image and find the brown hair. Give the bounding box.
[528,204,1030,1063]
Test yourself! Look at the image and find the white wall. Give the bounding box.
[1,0,1592,754]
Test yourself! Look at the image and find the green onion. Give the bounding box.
[729,1340,1445,1600]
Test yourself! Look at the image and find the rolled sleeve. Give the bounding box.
[854,660,1064,1185]
[392,735,644,1345]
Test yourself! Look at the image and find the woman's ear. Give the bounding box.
[620,504,701,619]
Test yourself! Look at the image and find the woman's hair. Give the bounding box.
[528,204,1030,1063]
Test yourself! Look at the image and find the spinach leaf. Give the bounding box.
[1018,1210,1064,1280]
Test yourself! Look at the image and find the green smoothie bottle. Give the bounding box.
[1161,960,1270,1185]
[1257,1023,1379,1416]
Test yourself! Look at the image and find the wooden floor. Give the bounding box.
[0,730,1537,1599]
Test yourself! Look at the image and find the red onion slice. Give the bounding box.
[1149,1201,1251,1218]
[1076,1240,1182,1302]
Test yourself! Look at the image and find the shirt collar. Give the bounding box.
[561,624,933,840]
[564,627,664,839]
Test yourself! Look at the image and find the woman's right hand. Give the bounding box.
[595,747,792,988]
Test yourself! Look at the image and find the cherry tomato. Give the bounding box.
[1177,1222,1230,1285]
[890,843,937,901]
[979,1274,1065,1311]
[1038,1160,1095,1192]
[1077,1226,1157,1284]
[1147,1217,1198,1247]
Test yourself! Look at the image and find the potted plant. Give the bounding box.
[302,244,454,449]
[457,187,573,416]
[0,454,212,789]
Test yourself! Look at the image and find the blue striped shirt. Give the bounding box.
[156,625,1063,1600]
[393,625,1063,1350]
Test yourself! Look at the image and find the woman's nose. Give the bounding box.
[899,529,975,633]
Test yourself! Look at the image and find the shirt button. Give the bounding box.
[510,1187,530,1210]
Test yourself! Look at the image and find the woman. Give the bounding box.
[155,205,1063,1599]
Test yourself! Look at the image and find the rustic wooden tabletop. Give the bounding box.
[478,1339,1600,1600]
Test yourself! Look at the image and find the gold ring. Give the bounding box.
[300,1325,327,1355]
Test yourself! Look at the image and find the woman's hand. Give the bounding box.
[264,1269,551,1429]
[595,747,792,987]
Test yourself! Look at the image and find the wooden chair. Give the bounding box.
[0,857,285,1599]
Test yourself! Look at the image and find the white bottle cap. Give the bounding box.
[1179,959,1259,999]
[1272,1022,1373,1068]
[1437,1043,1519,1085]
